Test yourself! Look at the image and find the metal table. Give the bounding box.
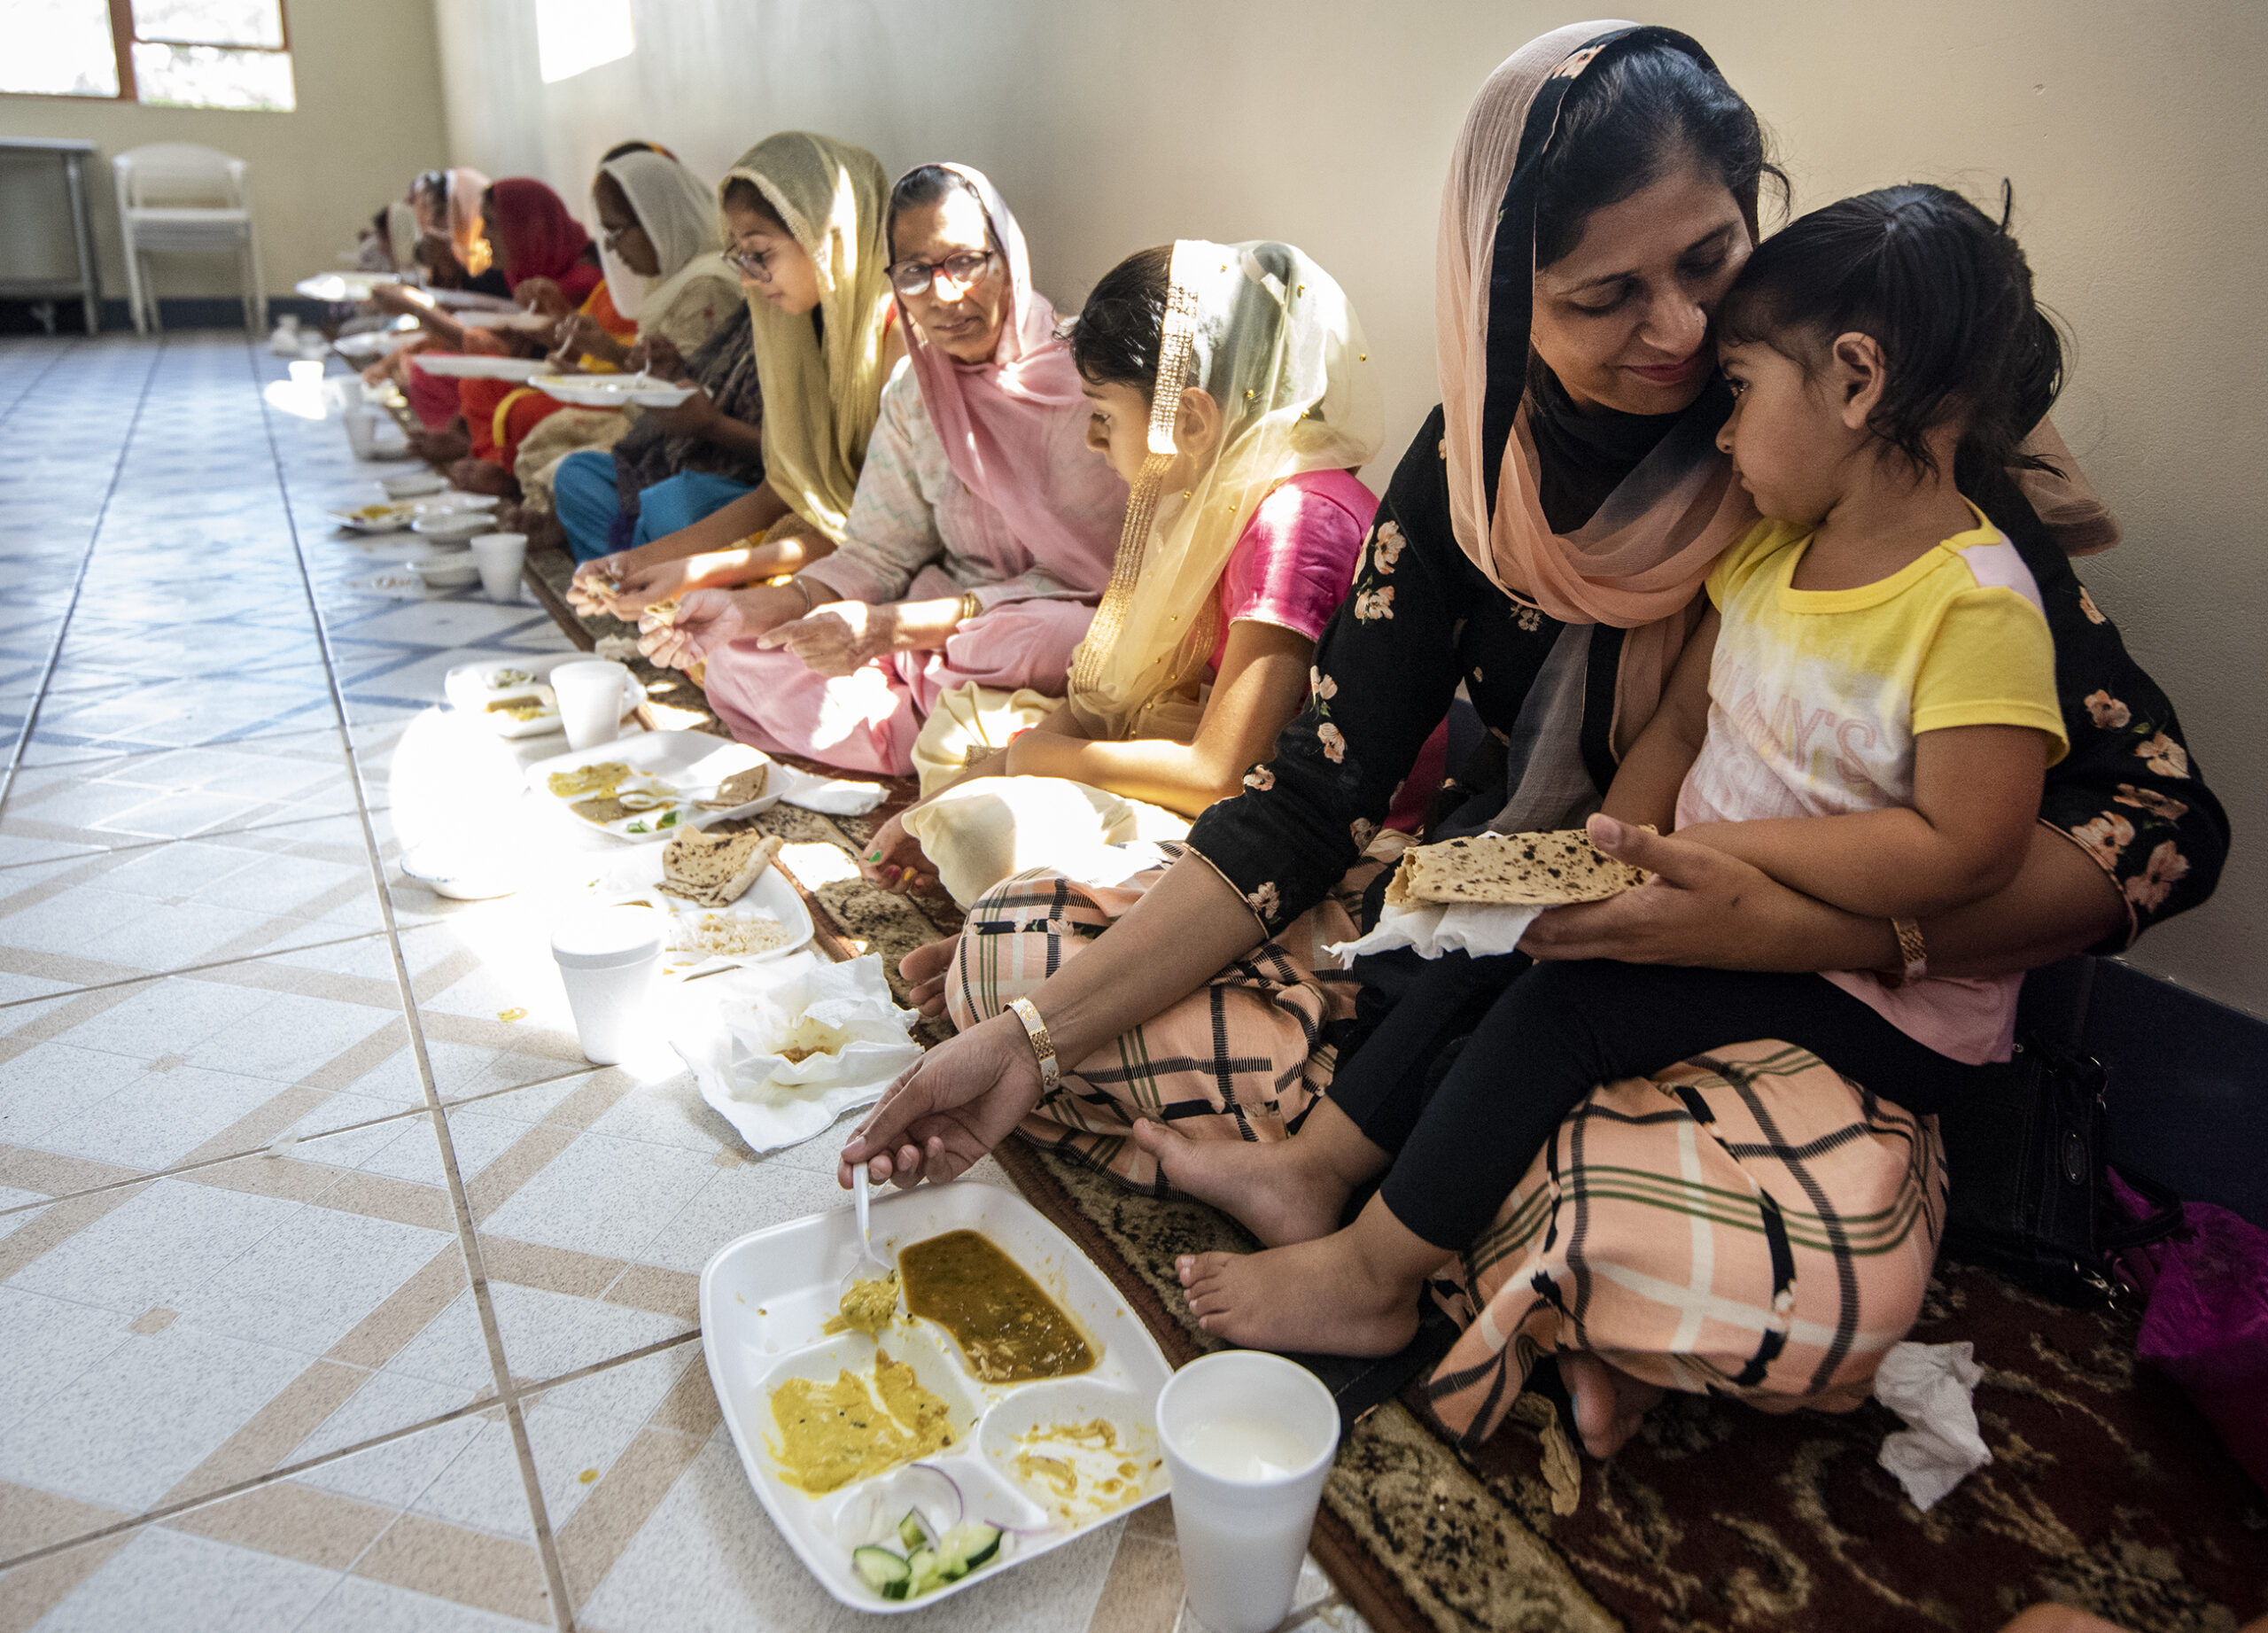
[0,136,102,335]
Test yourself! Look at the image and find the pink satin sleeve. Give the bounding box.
[1210,467,1379,665]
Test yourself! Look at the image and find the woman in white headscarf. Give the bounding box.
[546,145,756,555]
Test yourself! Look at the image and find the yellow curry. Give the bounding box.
[766,1349,954,1496]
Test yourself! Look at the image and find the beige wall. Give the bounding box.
[436,0,2266,1015]
[0,0,450,308]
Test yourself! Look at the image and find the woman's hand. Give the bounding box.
[551,312,628,369]
[838,1013,1047,1188]
[640,589,740,671]
[627,334,689,380]
[859,813,939,894]
[517,277,571,319]
[635,383,722,439]
[1519,815,1826,969]
[759,599,896,677]
[568,554,629,615]
[610,548,772,618]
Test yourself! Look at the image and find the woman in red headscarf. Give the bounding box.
[450,177,637,491]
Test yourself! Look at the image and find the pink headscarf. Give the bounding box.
[1439,22,1755,751]
[896,164,1125,582]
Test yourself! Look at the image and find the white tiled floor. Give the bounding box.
[0,334,1363,1633]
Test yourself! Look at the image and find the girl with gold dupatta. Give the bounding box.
[567,131,904,618]
[869,239,1385,906]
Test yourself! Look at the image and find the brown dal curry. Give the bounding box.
[899,1231,1094,1384]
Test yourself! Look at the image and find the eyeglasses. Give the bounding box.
[887,250,995,300]
[726,239,780,284]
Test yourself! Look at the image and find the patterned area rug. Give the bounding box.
[527,546,2268,1633]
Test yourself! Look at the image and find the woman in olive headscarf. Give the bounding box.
[566,131,904,610]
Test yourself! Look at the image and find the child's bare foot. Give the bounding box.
[1558,1350,1665,1458]
[1132,1121,1346,1247]
[1177,1236,1423,1357]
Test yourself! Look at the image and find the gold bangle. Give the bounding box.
[1884,917,1928,988]
[1007,997,1060,1092]
[957,589,983,626]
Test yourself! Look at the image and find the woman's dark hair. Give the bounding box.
[885,164,991,262]
[1721,182,2063,478]
[1534,37,1783,268]
[1067,245,1172,395]
[600,139,670,163]
[720,176,788,235]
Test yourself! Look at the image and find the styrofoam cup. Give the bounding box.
[552,659,629,751]
[551,906,665,1065]
[470,531,528,601]
[1155,1352,1340,1633]
[342,407,379,458]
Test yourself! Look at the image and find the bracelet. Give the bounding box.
[1884,917,1928,988]
[786,575,819,613]
[1007,997,1061,1092]
[957,590,983,626]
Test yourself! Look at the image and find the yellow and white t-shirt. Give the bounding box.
[1675,503,2067,1064]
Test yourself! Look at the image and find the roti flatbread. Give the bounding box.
[1397,828,1649,906]
[660,828,783,908]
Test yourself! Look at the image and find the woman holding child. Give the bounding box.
[843,23,2227,1458]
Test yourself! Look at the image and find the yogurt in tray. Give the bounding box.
[701,1180,1173,1613]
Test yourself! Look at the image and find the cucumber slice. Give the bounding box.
[939,1522,1005,1572]
[852,1545,910,1599]
[897,1509,928,1552]
[905,1547,940,1597]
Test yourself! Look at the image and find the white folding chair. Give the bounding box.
[112,143,267,335]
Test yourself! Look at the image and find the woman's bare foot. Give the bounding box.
[1177,1236,1423,1357]
[1131,1121,1347,1247]
[898,939,955,1017]
[1558,1351,1665,1458]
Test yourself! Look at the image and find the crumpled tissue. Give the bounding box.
[767,762,888,817]
[1874,1339,1992,1511]
[1324,899,1542,966]
[672,954,923,1154]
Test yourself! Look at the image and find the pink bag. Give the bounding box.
[2112,1171,2268,1491]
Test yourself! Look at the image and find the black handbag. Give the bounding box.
[1937,1031,2183,1303]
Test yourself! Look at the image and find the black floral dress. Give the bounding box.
[1188,406,2228,952]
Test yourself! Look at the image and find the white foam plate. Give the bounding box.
[297,271,403,302]
[411,354,547,382]
[532,371,696,409]
[524,732,779,842]
[702,1181,1172,1614]
[458,309,556,333]
[331,326,416,361]
[587,846,813,976]
[328,500,420,533]
[443,654,641,739]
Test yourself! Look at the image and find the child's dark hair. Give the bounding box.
[1722,182,2063,478]
[884,165,995,264]
[720,176,788,236]
[1067,245,1172,396]
[1535,35,1784,268]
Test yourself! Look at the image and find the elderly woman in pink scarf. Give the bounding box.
[639,164,1126,775]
